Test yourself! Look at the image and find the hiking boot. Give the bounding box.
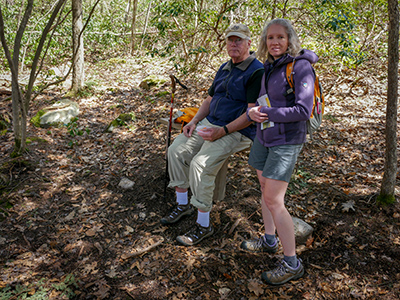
[240,236,279,253]
[160,204,194,225]
[176,223,214,246]
[261,258,304,285]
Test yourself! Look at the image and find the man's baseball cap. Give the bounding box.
[225,24,251,40]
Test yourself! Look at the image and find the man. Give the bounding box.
[161,24,264,246]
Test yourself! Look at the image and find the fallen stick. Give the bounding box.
[121,235,164,260]
[228,218,242,235]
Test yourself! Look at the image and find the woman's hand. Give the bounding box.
[248,106,269,123]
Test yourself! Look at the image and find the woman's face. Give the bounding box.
[266,24,289,60]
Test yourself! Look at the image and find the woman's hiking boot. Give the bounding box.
[261,259,304,285]
[240,236,279,253]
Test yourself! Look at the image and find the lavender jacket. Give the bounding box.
[247,49,318,147]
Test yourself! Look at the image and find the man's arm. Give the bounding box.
[198,103,255,142]
[191,95,212,125]
[224,103,255,133]
[199,67,263,142]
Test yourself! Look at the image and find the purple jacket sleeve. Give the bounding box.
[260,59,315,123]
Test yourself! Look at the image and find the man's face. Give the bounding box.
[226,35,251,63]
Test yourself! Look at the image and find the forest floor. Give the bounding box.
[0,55,399,300]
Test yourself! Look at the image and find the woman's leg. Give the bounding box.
[256,169,276,236]
[261,177,295,257]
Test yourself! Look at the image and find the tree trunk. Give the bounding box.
[129,0,138,55]
[272,0,277,19]
[0,0,33,156]
[172,17,189,60]
[11,78,27,157]
[0,0,66,156]
[140,0,152,49]
[125,0,131,23]
[379,0,399,204]
[71,0,85,93]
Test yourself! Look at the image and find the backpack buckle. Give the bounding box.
[284,88,294,96]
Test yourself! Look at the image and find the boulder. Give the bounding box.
[293,217,314,244]
[118,177,135,190]
[31,99,79,127]
[139,75,167,90]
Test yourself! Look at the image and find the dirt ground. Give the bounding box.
[0,57,399,299]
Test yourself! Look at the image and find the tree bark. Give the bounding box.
[272,0,277,19]
[380,0,399,200]
[0,0,66,156]
[0,0,33,156]
[140,0,152,49]
[71,0,85,93]
[129,0,138,55]
[125,0,131,23]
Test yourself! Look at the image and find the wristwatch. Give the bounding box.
[223,125,229,134]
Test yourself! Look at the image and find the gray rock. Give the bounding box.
[293,217,314,244]
[118,177,135,190]
[40,99,79,126]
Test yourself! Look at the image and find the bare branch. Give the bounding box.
[30,0,102,101]
[25,0,67,108]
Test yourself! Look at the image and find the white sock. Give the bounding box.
[176,191,188,206]
[196,210,210,227]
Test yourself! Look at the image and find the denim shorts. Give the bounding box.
[248,137,303,183]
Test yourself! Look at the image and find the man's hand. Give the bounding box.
[248,106,268,123]
[197,127,225,142]
[183,122,197,137]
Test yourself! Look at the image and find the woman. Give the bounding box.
[242,18,318,285]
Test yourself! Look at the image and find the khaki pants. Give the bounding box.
[167,119,252,212]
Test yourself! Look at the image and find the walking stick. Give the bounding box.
[166,74,176,157]
[163,75,187,201]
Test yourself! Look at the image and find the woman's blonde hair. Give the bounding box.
[257,18,301,63]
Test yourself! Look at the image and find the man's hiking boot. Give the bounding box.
[240,236,279,253]
[261,259,304,285]
[176,223,214,246]
[160,204,194,225]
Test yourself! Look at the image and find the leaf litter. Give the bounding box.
[0,57,399,299]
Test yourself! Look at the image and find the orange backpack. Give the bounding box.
[175,107,198,124]
[174,107,199,131]
[286,60,325,138]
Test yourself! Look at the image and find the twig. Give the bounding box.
[120,235,164,260]
[124,290,136,299]
[22,233,32,249]
[228,218,241,235]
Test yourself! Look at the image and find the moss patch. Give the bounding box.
[30,110,47,127]
[104,112,136,132]
[107,57,126,64]
[377,194,396,206]
[139,75,168,90]
[26,136,48,144]
[0,119,9,130]
[156,91,169,97]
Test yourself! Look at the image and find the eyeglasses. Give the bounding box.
[226,37,246,45]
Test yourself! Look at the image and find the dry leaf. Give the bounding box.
[248,280,264,296]
[86,228,97,237]
[331,272,345,280]
[342,200,355,212]
[64,211,75,221]
[218,288,231,299]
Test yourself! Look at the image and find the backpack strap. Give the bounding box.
[285,59,296,96]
